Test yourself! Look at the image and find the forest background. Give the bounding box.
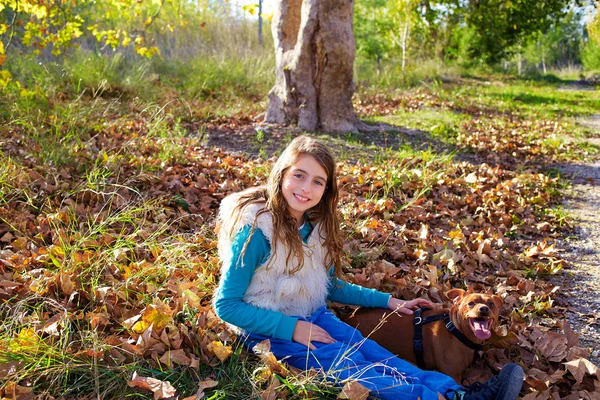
[1,0,600,399]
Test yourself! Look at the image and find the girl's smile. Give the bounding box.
[281,154,327,225]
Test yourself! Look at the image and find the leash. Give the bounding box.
[413,307,483,369]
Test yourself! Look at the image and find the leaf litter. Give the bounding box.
[0,86,598,399]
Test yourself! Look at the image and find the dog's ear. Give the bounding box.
[446,289,465,304]
[492,295,503,311]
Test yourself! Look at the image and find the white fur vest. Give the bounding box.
[217,190,330,318]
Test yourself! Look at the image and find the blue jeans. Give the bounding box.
[243,306,461,400]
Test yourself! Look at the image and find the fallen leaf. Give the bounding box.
[182,378,218,400]
[561,320,579,348]
[59,272,75,295]
[211,341,232,362]
[0,232,14,243]
[564,358,598,384]
[159,349,192,367]
[128,371,177,400]
[260,377,278,400]
[337,380,370,400]
[43,313,64,336]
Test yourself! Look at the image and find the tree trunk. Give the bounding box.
[265,0,361,133]
[258,0,263,46]
[401,22,410,73]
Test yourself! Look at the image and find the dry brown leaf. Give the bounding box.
[419,223,429,240]
[561,320,579,348]
[87,311,111,330]
[59,272,75,295]
[337,380,370,400]
[123,314,142,330]
[260,377,278,400]
[253,339,271,355]
[43,313,64,336]
[0,362,21,379]
[159,349,192,368]
[95,286,111,302]
[537,331,568,362]
[127,371,177,400]
[564,358,598,384]
[0,232,14,243]
[182,378,218,400]
[2,381,34,400]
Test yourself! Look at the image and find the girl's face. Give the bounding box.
[281,154,328,224]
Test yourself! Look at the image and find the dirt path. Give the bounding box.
[555,115,600,367]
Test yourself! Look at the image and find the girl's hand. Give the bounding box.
[292,320,336,350]
[388,297,433,315]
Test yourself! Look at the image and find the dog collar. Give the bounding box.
[413,307,483,370]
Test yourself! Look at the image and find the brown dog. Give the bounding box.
[339,289,502,383]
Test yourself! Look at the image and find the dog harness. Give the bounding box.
[413,307,483,369]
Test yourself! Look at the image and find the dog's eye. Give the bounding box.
[468,301,475,307]
[488,302,495,308]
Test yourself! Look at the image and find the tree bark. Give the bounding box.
[258,0,263,46]
[266,0,361,133]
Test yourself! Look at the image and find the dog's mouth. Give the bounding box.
[469,317,492,340]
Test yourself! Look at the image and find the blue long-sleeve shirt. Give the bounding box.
[214,222,391,342]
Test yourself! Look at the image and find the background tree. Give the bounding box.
[354,0,391,73]
[265,0,361,133]
[521,9,584,73]
[461,0,573,63]
[387,0,421,72]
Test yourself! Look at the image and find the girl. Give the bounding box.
[214,136,523,400]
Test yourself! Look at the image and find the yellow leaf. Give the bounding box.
[29,278,49,295]
[448,226,464,241]
[133,303,172,333]
[16,328,39,347]
[31,4,48,19]
[12,237,28,251]
[0,69,10,87]
[0,54,7,68]
[182,289,201,308]
[211,341,232,362]
[20,89,35,98]
[131,319,150,334]
[51,245,65,257]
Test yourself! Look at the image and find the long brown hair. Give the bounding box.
[224,136,344,277]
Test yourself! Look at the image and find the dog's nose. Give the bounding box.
[479,305,490,315]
